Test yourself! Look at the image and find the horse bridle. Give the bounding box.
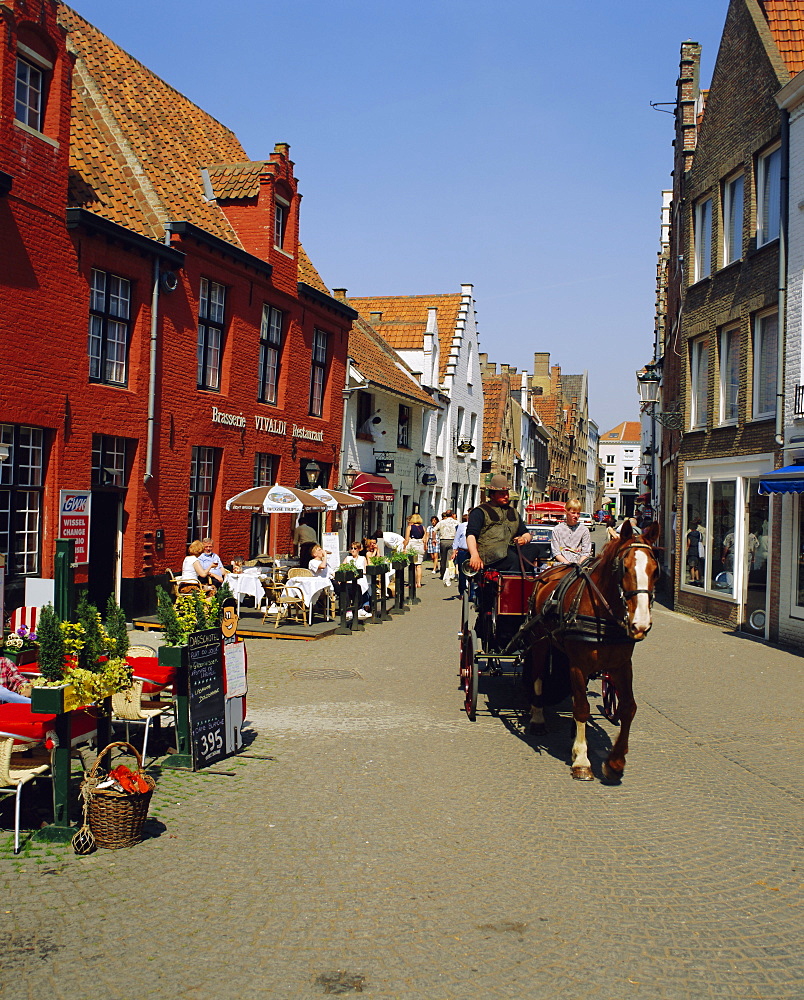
[612,539,659,611]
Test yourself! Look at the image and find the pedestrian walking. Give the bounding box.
[404,513,426,588]
[436,509,458,579]
[426,516,440,575]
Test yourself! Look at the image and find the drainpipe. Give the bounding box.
[777,109,789,450]
[144,253,160,483]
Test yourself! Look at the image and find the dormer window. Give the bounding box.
[14,42,53,136]
[15,56,44,131]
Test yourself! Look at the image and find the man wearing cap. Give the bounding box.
[435,509,459,579]
[466,475,532,573]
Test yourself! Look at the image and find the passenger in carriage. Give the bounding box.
[551,498,592,565]
[466,474,534,573]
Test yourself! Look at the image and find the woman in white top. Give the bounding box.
[180,540,215,595]
[343,541,371,617]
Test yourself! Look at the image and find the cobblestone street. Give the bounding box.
[2,563,802,999]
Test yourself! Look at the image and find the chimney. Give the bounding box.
[332,288,347,301]
[273,142,291,158]
[533,352,550,377]
[370,311,382,325]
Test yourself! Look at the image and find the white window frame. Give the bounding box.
[605,454,615,465]
[752,310,778,420]
[694,197,712,282]
[274,195,289,250]
[722,173,744,266]
[258,304,283,405]
[15,55,44,132]
[718,326,740,425]
[690,337,709,430]
[757,146,781,247]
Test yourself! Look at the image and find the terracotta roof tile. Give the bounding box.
[762,1,804,76]
[600,421,641,442]
[206,162,266,201]
[347,294,463,381]
[481,374,512,458]
[298,245,330,294]
[61,3,248,244]
[349,317,436,407]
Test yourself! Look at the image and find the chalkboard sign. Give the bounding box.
[187,626,226,770]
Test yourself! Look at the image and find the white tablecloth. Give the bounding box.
[228,572,266,611]
[280,576,333,624]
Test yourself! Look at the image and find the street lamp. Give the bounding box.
[636,363,684,430]
[304,460,320,488]
[341,464,359,492]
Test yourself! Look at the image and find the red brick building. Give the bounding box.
[0,1,355,616]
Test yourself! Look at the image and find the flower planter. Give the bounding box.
[30,683,75,715]
[365,563,390,577]
[158,644,186,669]
[3,648,38,666]
[334,570,358,585]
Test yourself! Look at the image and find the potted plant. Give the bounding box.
[155,582,232,666]
[365,554,390,575]
[2,624,39,665]
[334,561,362,585]
[29,603,71,714]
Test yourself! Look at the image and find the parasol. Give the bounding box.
[225,483,328,514]
[308,487,364,510]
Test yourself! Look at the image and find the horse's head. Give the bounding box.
[613,521,661,641]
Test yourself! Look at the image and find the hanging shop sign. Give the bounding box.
[58,490,91,564]
[421,473,437,485]
[375,459,395,474]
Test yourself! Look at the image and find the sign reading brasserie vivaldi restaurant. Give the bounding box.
[211,407,323,442]
[59,490,92,564]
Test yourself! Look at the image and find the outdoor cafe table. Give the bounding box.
[280,576,334,625]
[228,570,266,614]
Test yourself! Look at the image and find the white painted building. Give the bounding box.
[347,286,483,519]
[598,421,641,518]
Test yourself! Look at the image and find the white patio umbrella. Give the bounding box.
[308,486,363,510]
[225,483,328,513]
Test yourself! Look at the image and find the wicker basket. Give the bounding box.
[85,741,155,850]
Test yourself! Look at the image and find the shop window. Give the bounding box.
[89,269,131,385]
[258,305,283,404]
[709,481,736,596]
[0,424,45,576]
[753,311,778,419]
[91,435,130,487]
[197,278,226,391]
[719,327,740,424]
[309,329,327,417]
[683,481,708,588]
[187,446,218,543]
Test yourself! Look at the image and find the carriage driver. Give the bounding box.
[466,474,534,573]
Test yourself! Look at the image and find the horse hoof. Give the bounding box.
[601,762,623,785]
[571,766,594,781]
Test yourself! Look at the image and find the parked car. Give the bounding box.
[579,512,594,528]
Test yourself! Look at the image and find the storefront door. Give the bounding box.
[740,480,769,636]
[87,490,122,610]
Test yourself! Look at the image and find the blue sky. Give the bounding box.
[68,0,727,433]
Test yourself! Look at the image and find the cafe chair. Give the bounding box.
[164,569,180,601]
[112,680,174,765]
[271,568,311,628]
[260,571,286,623]
[0,737,51,854]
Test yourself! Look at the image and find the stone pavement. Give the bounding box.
[1,563,802,999]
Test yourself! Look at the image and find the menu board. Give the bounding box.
[187,626,226,770]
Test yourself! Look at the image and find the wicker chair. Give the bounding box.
[112,681,174,765]
[0,737,51,854]
[269,567,311,628]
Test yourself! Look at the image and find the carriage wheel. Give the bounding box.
[601,673,620,724]
[460,625,478,721]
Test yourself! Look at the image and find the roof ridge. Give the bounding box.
[72,57,168,233]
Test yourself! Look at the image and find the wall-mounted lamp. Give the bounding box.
[636,363,684,430]
[342,464,359,491]
[0,445,9,462]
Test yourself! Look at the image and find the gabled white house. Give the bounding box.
[346,285,483,518]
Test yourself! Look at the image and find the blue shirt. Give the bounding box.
[452,522,469,551]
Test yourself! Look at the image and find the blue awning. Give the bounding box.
[758,465,804,495]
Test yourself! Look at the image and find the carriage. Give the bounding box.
[458,521,661,783]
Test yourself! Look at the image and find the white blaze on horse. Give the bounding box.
[523,520,661,783]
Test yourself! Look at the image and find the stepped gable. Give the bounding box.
[347,294,463,381]
[349,317,436,407]
[61,3,247,243]
[761,0,804,75]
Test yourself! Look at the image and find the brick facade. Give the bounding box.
[0,1,354,617]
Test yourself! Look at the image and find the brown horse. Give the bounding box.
[524,521,661,783]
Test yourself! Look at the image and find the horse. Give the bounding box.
[522,520,661,783]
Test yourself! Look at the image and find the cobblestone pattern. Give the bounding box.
[1,564,802,999]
